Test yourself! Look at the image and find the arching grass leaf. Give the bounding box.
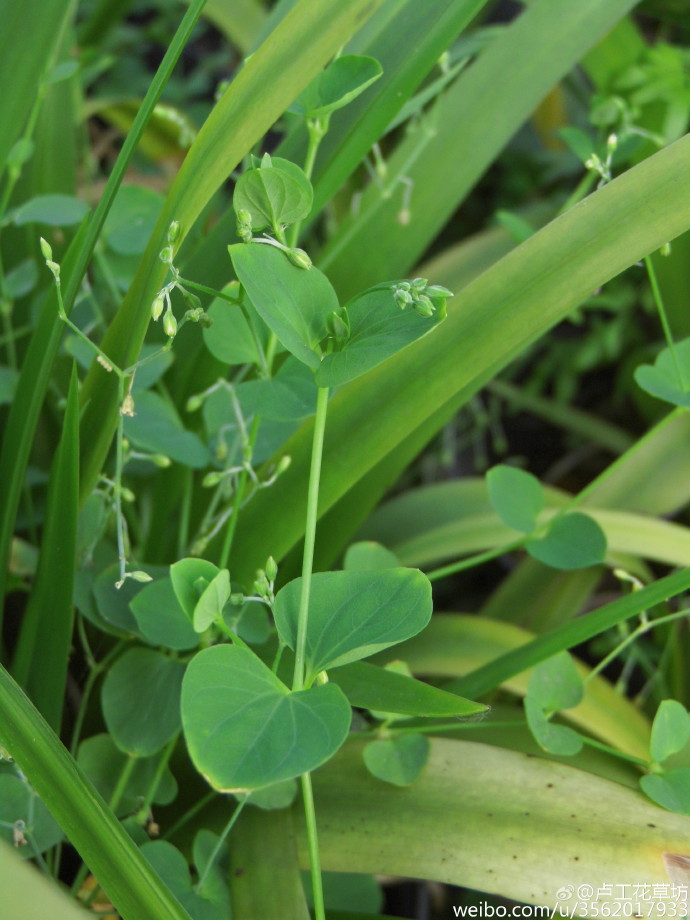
[181,645,351,791]
[273,568,432,678]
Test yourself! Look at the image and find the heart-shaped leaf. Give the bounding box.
[229,243,337,370]
[273,568,433,678]
[635,338,690,408]
[524,652,584,756]
[526,512,607,570]
[650,700,690,765]
[487,464,543,534]
[363,733,430,786]
[170,558,219,621]
[102,648,185,756]
[315,283,445,388]
[524,698,584,756]
[141,841,225,920]
[202,282,268,368]
[181,645,351,791]
[343,541,400,571]
[129,577,198,650]
[291,55,383,119]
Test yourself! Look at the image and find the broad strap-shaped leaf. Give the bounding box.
[291,54,383,119]
[229,243,337,369]
[273,568,433,678]
[315,283,446,388]
[526,512,607,570]
[102,648,185,756]
[487,464,543,534]
[181,645,351,792]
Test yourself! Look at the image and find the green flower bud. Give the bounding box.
[394,288,413,310]
[159,246,173,264]
[660,242,672,258]
[46,260,61,280]
[186,394,203,412]
[266,556,278,582]
[121,487,136,503]
[120,394,135,417]
[152,454,172,468]
[163,310,177,338]
[230,593,245,606]
[130,570,153,583]
[414,295,435,318]
[277,455,291,474]
[151,295,165,322]
[287,247,312,270]
[167,220,181,244]
[182,289,202,311]
[411,277,428,292]
[203,471,225,488]
[39,237,53,262]
[426,284,453,299]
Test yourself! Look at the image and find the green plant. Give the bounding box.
[4,1,690,919]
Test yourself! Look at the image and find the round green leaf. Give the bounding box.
[93,564,144,635]
[181,645,351,792]
[12,194,89,227]
[102,648,185,756]
[77,734,178,815]
[363,733,430,786]
[170,558,219,621]
[526,512,607,570]
[237,357,317,421]
[129,578,199,650]
[486,464,543,534]
[141,841,223,920]
[193,569,230,633]
[202,283,266,367]
[315,283,445,388]
[124,391,210,469]
[273,568,433,677]
[640,768,690,815]
[229,243,337,370]
[635,338,690,409]
[291,54,383,118]
[343,541,400,571]
[526,651,583,712]
[103,185,164,256]
[650,700,690,765]
[0,774,62,856]
[524,698,584,756]
[245,778,298,810]
[193,830,231,914]
[234,166,312,231]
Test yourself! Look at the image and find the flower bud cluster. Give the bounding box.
[392,278,453,318]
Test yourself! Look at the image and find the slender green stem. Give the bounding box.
[301,772,326,920]
[644,255,685,388]
[162,791,216,842]
[584,608,690,686]
[288,117,327,248]
[579,735,648,768]
[427,537,526,583]
[292,386,329,691]
[195,798,247,893]
[219,415,261,569]
[176,276,240,305]
[135,732,180,823]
